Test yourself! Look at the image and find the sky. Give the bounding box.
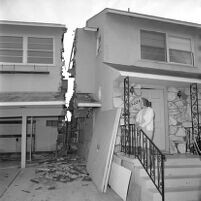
[1,0,201,117]
[1,0,201,62]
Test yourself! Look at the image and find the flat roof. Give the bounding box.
[0,20,66,29]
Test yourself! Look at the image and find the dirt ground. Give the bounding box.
[0,155,122,201]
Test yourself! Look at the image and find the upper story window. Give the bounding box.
[0,35,54,65]
[28,37,53,64]
[140,30,193,66]
[0,36,23,63]
[141,30,166,62]
[168,36,193,65]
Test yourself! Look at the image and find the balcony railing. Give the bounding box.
[121,124,165,201]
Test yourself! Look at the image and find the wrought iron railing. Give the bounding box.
[185,127,201,155]
[121,124,165,201]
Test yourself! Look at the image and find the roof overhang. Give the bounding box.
[75,93,101,108]
[84,27,98,32]
[104,62,201,84]
[0,101,65,107]
[77,102,102,107]
[106,8,201,29]
[0,20,66,29]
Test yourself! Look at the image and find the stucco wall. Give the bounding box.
[0,24,64,92]
[75,28,96,94]
[35,117,58,152]
[0,116,58,153]
[103,14,201,73]
[95,64,120,111]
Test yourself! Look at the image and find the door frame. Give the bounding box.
[141,84,169,152]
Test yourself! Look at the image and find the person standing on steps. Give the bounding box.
[136,97,155,168]
[136,97,155,140]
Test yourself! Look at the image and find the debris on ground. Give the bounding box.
[30,155,91,189]
[21,190,31,193]
[48,186,56,190]
[35,186,42,190]
[30,178,40,183]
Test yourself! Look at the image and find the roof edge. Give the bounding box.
[0,20,67,29]
[106,8,201,28]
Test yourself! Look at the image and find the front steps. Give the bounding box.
[141,154,201,201]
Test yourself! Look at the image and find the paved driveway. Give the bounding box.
[1,162,122,201]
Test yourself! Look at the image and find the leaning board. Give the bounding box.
[109,162,131,201]
[87,108,121,192]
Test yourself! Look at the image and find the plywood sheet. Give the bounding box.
[109,162,131,201]
[87,108,121,192]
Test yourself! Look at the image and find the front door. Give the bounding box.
[142,88,166,151]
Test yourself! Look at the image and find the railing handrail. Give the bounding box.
[121,124,165,201]
[140,127,164,157]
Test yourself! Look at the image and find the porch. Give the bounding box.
[106,62,201,201]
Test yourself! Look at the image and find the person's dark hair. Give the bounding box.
[141,97,151,107]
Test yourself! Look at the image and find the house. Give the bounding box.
[0,20,67,168]
[69,8,201,201]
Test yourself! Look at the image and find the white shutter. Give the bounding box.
[27,37,53,64]
[0,36,23,63]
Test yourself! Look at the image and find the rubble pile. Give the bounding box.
[31,155,91,184]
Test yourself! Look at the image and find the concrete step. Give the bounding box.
[165,165,201,177]
[151,186,201,201]
[139,164,201,177]
[165,155,201,166]
[144,174,201,189]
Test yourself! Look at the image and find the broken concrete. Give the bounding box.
[1,155,122,201]
[33,155,89,184]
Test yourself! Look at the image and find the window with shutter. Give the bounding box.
[27,37,53,64]
[0,36,23,63]
[140,30,166,62]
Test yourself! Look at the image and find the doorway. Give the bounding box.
[141,88,166,151]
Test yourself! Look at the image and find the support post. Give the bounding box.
[21,115,27,168]
[29,116,33,162]
[190,83,199,151]
[124,76,130,154]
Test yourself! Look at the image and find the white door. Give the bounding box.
[142,88,166,151]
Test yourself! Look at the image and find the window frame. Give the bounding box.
[140,29,167,62]
[0,34,55,66]
[167,34,194,66]
[140,29,194,67]
[0,34,24,64]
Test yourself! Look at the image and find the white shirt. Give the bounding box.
[136,107,154,131]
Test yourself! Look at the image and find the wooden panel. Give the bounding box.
[87,108,121,192]
[109,162,131,201]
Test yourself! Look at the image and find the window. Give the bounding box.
[0,35,54,65]
[0,36,23,63]
[168,36,193,65]
[141,30,166,62]
[140,30,194,66]
[27,37,53,64]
